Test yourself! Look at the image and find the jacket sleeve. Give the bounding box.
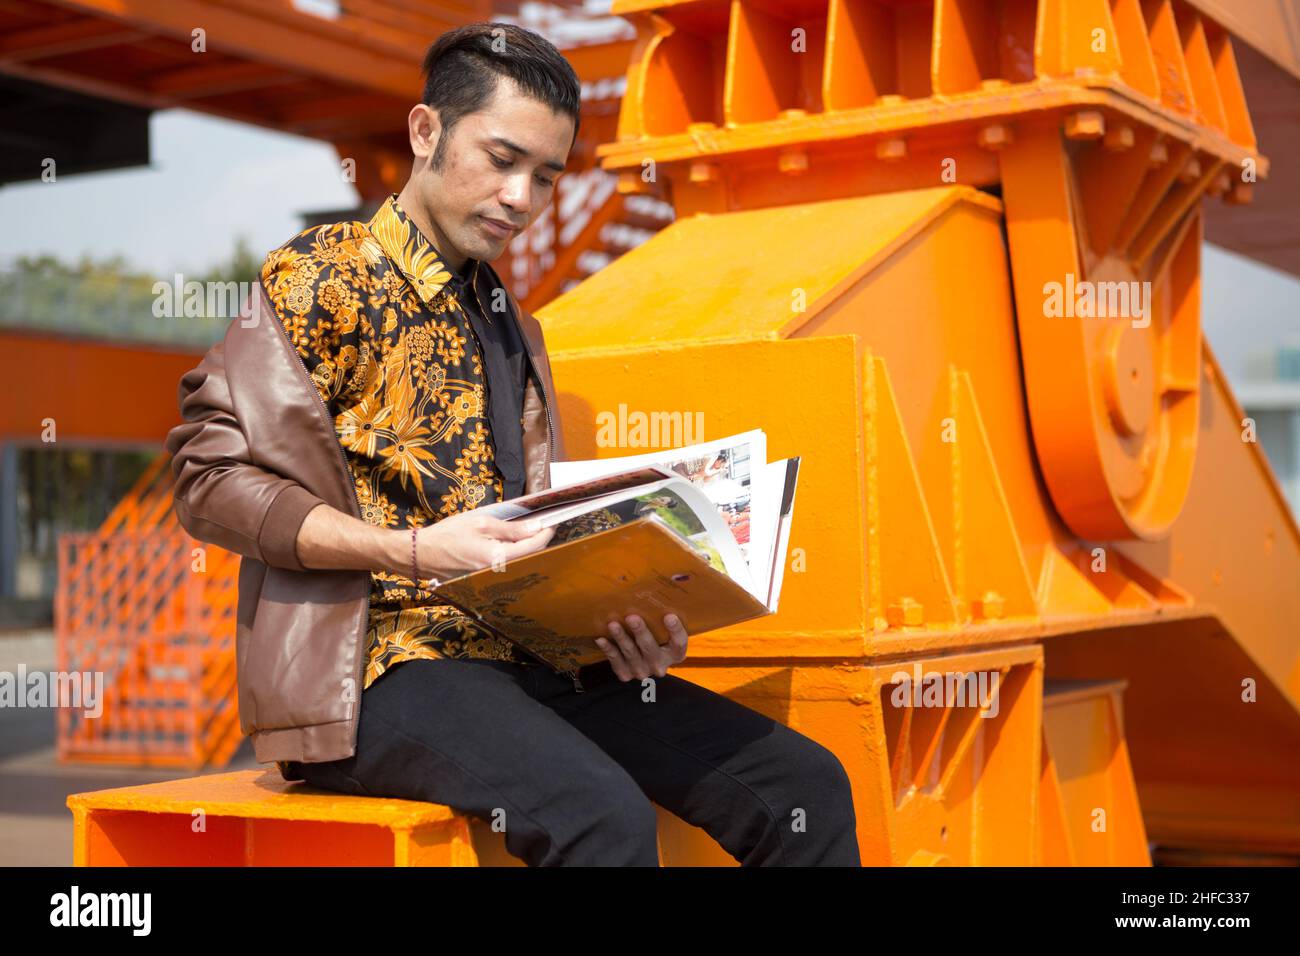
[164,325,326,572]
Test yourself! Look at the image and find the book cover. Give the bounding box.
[430,515,771,672]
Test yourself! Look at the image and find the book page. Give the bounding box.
[745,459,778,590]
[472,465,676,520]
[543,476,754,593]
[764,458,801,611]
[551,429,766,566]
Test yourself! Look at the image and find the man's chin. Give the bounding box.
[465,237,509,263]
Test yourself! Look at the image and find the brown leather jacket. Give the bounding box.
[163,263,564,774]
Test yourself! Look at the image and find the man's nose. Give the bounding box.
[499,174,531,217]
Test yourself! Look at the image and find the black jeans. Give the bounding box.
[286,656,861,866]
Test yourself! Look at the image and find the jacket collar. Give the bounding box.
[367,193,480,307]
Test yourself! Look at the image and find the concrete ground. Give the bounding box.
[0,627,260,866]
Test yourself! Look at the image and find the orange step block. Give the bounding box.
[65,769,527,867]
[65,770,732,866]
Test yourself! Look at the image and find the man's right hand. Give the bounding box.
[415,511,555,581]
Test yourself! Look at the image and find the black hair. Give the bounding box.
[420,22,581,169]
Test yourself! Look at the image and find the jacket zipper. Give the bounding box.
[466,272,568,690]
[473,270,556,479]
[530,342,556,471]
[267,291,371,712]
[535,351,556,476]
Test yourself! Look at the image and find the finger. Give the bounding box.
[494,526,555,561]
[606,620,648,679]
[595,636,632,682]
[663,613,689,663]
[521,525,555,548]
[491,517,546,542]
[624,614,667,677]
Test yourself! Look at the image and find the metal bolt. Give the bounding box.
[689,161,720,184]
[778,149,809,174]
[978,124,1013,150]
[876,138,907,162]
[972,591,1005,620]
[1104,124,1135,151]
[887,597,924,627]
[1065,110,1105,140]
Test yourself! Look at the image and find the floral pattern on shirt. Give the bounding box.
[260,193,537,690]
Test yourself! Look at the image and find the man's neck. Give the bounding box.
[395,183,468,273]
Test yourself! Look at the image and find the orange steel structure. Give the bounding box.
[42,0,1300,865]
[525,0,1299,865]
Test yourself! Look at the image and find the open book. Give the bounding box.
[428,428,800,674]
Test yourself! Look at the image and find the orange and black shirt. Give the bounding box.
[260,193,540,690]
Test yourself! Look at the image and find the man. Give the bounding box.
[165,22,860,866]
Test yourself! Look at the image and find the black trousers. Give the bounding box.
[286,656,861,866]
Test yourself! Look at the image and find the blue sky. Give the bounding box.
[0,107,1296,387]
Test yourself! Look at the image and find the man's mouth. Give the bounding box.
[480,216,518,240]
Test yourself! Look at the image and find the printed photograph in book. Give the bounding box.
[549,430,761,564]
[666,448,752,559]
[550,487,728,574]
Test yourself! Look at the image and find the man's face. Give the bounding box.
[408,77,574,268]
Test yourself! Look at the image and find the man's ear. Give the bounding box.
[408,103,441,164]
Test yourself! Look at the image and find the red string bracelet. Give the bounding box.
[411,527,421,587]
[411,526,441,589]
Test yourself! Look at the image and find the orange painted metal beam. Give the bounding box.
[12,2,630,105]
[563,38,635,83]
[1,331,199,444]
[36,0,441,96]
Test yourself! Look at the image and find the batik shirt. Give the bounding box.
[260,193,539,691]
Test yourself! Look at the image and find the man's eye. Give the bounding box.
[488,153,510,168]
[535,175,554,188]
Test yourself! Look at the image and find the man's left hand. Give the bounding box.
[596,613,688,681]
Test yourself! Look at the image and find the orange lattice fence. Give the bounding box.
[54,453,242,768]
